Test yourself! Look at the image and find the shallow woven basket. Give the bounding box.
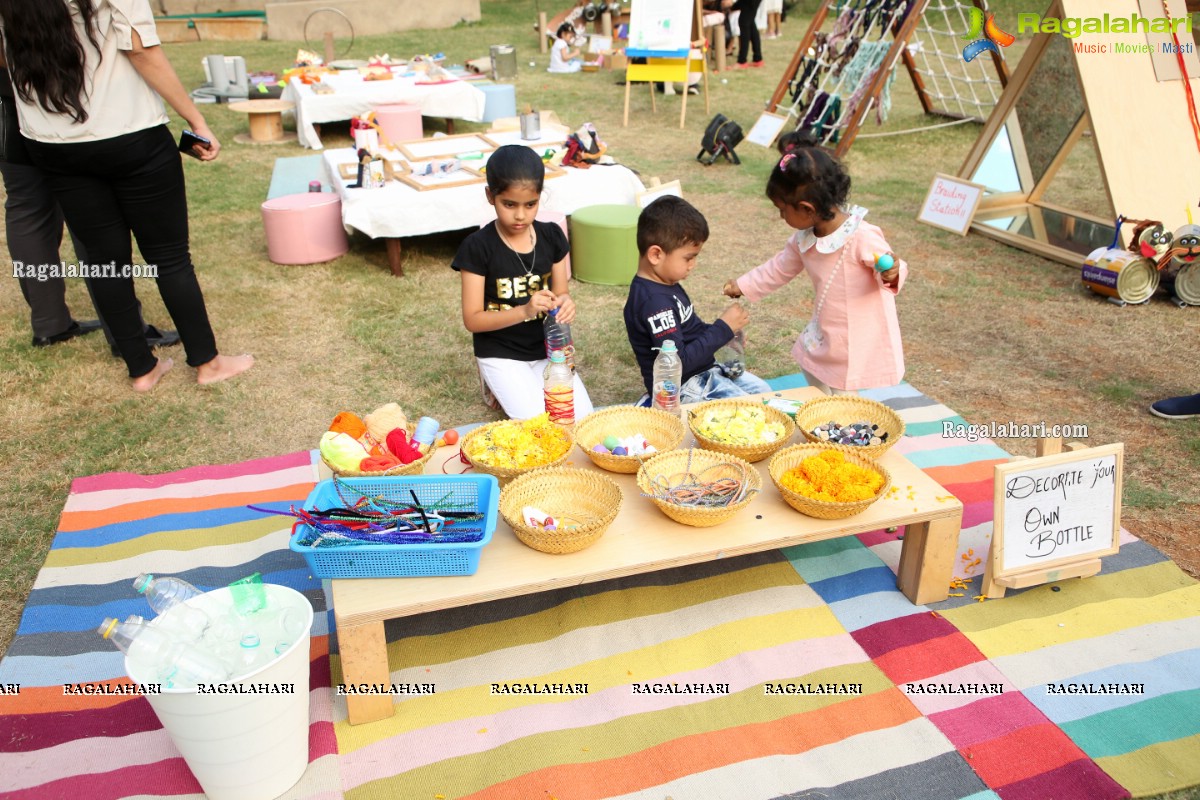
[636,448,762,528]
[794,395,905,460]
[574,406,686,473]
[499,467,623,554]
[320,423,437,477]
[768,443,892,520]
[687,399,796,463]
[460,419,575,485]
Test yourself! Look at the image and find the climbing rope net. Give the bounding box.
[778,0,1007,150]
[905,0,1008,121]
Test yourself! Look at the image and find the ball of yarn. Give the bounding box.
[329,411,367,439]
[320,431,368,473]
[359,453,402,472]
[386,428,423,464]
[365,403,408,443]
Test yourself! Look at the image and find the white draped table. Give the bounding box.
[320,142,646,275]
[282,73,487,150]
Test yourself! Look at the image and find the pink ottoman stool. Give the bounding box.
[478,209,571,279]
[374,103,423,144]
[260,193,349,265]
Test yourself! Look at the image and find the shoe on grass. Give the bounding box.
[31,319,102,347]
[1149,393,1200,419]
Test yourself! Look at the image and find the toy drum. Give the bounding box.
[1161,262,1200,305]
[1082,247,1158,304]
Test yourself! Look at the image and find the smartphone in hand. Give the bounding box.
[178,129,211,159]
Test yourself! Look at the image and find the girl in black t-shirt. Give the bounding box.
[452,145,594,419]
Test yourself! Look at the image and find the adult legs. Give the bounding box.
[2,159,77,339]
[737,0,763,63]
[28,126,218,378]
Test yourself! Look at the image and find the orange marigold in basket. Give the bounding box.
[780,450,884,503]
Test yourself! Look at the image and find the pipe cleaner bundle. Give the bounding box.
[254,475,487,549]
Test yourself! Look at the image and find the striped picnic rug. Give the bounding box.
[1,380,1197,800]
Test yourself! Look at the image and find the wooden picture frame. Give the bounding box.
[337,159,408,182]
[636,179,683,209]
[917,173,986,236]
[395,164,485,191]
[395,133,499,161]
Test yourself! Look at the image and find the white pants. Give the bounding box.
[802,368,857,396]
[477,357,595,420]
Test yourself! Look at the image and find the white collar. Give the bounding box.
[793,205,868,254]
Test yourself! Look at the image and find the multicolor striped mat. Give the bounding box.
[1,380,1197,800]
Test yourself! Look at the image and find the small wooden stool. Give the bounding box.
[228,99,297,145]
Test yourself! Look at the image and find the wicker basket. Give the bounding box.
[320,423,437,477]
[768,444,892,520]
[794,395,905,459]
[636,448,762,527]
[459,419,575,485]
[499,467,622,553]
[687,399,796,463]
[574,406,686,473]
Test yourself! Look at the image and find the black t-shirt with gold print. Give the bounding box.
[452,219,570,360]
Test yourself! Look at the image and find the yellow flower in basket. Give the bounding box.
[465,414,571,470]
[695,406,787,446]
[781,450,884,503]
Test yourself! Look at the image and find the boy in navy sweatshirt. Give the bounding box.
[623,196,771,404]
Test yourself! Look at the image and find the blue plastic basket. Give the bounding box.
[289,474,499,578]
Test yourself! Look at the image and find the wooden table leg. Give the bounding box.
[896,512,962,605]
[445,118,456,134]
[714,26,727,73]
[338,619,395,725]
[385,238,404,276]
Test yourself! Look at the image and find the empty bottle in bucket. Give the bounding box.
[98,617,230,688]
[135,573,211,642]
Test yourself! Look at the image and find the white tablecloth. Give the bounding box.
[282,74,487,150]
[321,146,646,240]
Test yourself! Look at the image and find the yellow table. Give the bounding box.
[330,387,963,725]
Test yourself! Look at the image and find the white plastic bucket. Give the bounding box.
[125,585,314,800]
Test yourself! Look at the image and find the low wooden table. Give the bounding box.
[330,388,964,725]
[227,99,296,145]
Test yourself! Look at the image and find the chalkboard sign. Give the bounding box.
[991,443,1123,581]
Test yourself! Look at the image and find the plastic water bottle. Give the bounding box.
[543,349,575,426]
[651,339,682,414]
[134,573,210,642]
[98,617,231,688]
[543,308,574,369]
[717,329,746,379]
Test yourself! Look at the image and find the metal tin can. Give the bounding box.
[1081,247,1159,304]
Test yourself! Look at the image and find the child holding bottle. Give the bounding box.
[724,133,907,394]
[452,145,594,419]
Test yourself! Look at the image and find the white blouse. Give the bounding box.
[4,0,169,143]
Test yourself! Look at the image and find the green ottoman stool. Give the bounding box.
[569,204,640,285]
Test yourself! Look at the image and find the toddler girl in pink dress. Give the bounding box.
[724,133,907,394]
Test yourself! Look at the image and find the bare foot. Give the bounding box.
[197,353,254,385]
[131,357,174,392]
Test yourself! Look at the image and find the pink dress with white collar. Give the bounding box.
[735,207,907,391]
